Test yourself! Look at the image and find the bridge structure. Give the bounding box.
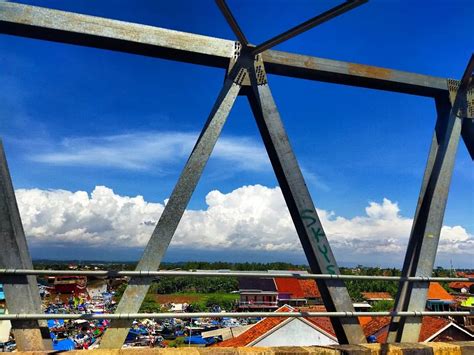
[0,0,473,351]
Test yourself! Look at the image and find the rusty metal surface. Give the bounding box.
[0,142,48,351]
[390,56,474,342]
[0,2,451,97]
[246,58,365,345]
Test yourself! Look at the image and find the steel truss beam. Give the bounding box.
[0,2,450,97]
[246,57,365,344]
[99,64,243,348]
[215,0,248,46]
[2,2,473,156]
[0,0,472,348]
[252,0,367,55]
[0,143,49,351]
[388,56,474,343]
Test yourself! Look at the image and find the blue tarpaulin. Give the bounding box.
[52,339,75,351]
[183,335,215,345]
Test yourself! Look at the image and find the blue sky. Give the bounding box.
[1,0,473,267]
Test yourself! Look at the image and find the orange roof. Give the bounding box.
[298,279,321,298]
[427,282,454,301]
[362,316,391,338]
[449,281,473,289]
[419,316,451,341]
[214,305,335,347]
[274,278,305,298]
[367,316,452,343]
[361,292,393,300]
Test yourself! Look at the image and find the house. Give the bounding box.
[53,276,87,294]
[238,277,278,311]
[449,281,474,294]
[214,305,338,347]
[361,292,393,304]
[364,316,474,343]
[274,278,308,307]
[298,279,322,304]
[426,282,455,311]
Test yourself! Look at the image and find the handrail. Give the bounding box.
[0,310,472,321]
[0,268,471,282]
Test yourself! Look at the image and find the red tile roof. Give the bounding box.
[298,279,321,298]
[214,305,335,347]
[419,316,451,341]
[361,317,391,338]
[274,278,305,298]
[361,292,393,300]
[427,282,454,301]
[449,281,473,290]
[366,316,452,343]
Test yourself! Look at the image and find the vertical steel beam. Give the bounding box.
[0,141,47,351]
[99,68,242,348]
[245,58,366,344]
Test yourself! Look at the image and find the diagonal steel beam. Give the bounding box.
[215,0,248,46]
[245,57,366,344]
[0,2,449,97]
[99,64,243,348]
[0,142,49,351]
[252,0,367,55]
[387,56,473,343]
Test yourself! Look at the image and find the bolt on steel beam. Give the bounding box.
[99,64,244,349]
[245,57,365,345]
[252,0,368,55]
[0,142,50,351]
[388,56,474,343]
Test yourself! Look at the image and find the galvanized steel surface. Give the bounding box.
[99,71,241,348]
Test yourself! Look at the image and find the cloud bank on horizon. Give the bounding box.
[16,185,473,264]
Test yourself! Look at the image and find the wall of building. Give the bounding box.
[253,318,337,347]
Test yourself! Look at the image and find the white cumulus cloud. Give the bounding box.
[15,185,473,259]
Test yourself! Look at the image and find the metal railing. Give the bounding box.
[0,268,472,321]
[1,269,472,282]
[0,310,472,321]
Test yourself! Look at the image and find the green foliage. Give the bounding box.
[205,294,236,310]
[188,302,207,312]
[149,276,238,294]
[370,300,394,312]
[340,267,400,301]
[139,294,162,313]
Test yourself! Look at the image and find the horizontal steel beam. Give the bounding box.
[0,2,449,97]
[1,269,472,282]
[0,311,471,321]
